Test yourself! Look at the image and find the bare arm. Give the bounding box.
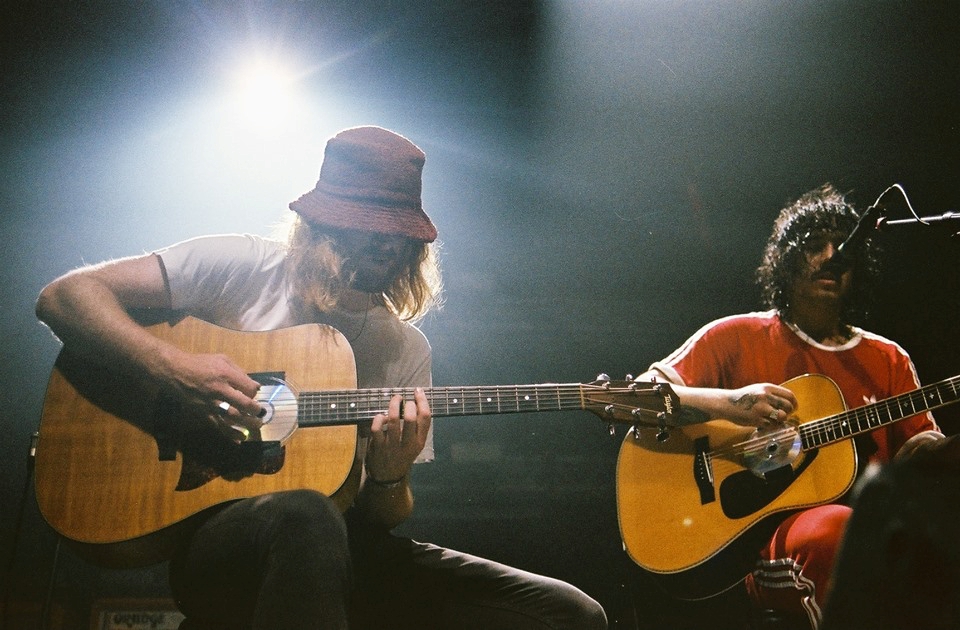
[36,254,263,421]
[635,368,799,428]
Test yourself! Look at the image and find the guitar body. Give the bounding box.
[35,316,360,567]
[616,374,858,599]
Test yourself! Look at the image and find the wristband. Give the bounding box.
[367,473,406,489]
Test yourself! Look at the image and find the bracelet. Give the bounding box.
[367,473,407,489]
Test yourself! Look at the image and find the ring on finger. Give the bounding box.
[768,410,779,421]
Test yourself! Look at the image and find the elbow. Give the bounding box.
[35,280,59,324]
[35,275,76,334]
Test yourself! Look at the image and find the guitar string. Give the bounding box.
[708,377,959,467]
[263,381,955,467]
[696,378,956,478]
[262,387,649,425]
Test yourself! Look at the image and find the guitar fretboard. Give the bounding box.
[799,375,960,449]
[297,384,589,427]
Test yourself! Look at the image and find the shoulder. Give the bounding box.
[690,310,779,339]
[851,327,915,363]
[402,320,432,354]
[157,233,283,258]
[157,234,285,272]
[659,311,776,368]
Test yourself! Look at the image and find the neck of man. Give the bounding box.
[337,288,378,312]
[784,299,849,346]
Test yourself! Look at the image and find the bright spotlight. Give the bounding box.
[228,59,302,134]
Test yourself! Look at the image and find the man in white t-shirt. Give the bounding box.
[36,126,607,629]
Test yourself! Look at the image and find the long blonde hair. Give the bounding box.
[281,215,443,322]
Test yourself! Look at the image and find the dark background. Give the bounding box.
[2,1,958,628]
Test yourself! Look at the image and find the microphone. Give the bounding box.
[828,202,886,267]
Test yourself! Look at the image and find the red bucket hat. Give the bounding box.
[289,126,438,242]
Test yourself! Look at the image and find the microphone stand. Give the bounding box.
[829,184,958,266]
[878,211,960,237]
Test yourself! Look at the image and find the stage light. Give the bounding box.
[227,58,304,135]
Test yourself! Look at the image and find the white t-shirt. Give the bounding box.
[156,233,435,462]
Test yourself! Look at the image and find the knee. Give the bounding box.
[253,490,347,545]
[549,581,608,630]
[255,490,352,583]
[575,595,608,630]
[780,504,852,553]
[568,596,608,630]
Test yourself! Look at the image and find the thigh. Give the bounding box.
[348,520,605,630]
[171,490,349,627]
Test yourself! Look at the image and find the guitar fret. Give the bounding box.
[438,387,450,416]
[806,423,821,447]
[900,398,915,417]
[878,400,893,425]
[907,391,924,414]
[524,387,538,412]
[838,417,852,438]
[825,421,839,442]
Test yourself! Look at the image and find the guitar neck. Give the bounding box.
[297,384,588,427]
[800,375,960,450]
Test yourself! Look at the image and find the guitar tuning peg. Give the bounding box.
[608,423,616,436]
[656,411,670,442]
[631,424,642,440]
[625,373,634,381]
[595,373,611,383]
[604,404,615,417]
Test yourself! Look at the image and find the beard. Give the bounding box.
[343,257,405,293]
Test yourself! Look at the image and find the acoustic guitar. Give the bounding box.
[35,315,674,568]
[617,372,959,600]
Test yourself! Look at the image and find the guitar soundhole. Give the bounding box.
[741,424,802,476]
[251,372,298,444]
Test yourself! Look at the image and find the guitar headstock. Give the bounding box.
[580,378,680,427]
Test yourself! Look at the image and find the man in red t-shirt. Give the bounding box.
[633,184,942,628]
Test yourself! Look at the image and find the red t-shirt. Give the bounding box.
[651,310,938,463]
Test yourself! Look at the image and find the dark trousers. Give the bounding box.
[170,489,607,630]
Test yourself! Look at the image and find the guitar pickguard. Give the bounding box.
[718,450,818,519]
[177,441,286,490]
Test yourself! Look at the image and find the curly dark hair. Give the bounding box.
[756,183,883,328]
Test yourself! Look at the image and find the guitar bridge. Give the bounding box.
[693,435,715,504]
